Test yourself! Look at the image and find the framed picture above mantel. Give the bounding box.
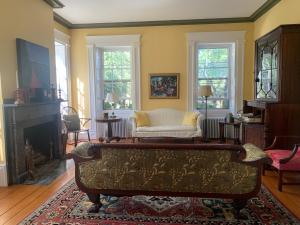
[149,73,179,99]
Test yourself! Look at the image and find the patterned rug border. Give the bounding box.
[20,178,300,225]
[260,181,300,220]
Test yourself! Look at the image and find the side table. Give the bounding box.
[219,121,241,144]
[96,117,121,143]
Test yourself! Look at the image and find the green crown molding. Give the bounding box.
[249,0,281,21]
[54,12,72,28]
[44,0,64,8]
[53,0,281,29]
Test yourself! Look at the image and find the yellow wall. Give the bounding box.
[0,0,55,163]
[54,21,71,36]
[71,23,254,117]
[254,0,300,39]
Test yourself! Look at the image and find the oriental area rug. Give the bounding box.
[20,179,299,225]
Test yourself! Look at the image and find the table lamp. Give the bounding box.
[199,85,213,142]
[105,92,119,118]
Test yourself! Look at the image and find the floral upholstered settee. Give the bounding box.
[69,142,268,216]
[131,108,203,140]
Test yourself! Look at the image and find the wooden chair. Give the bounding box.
[62,106,91,146]
[264,136,300,191]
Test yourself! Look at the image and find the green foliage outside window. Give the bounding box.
[103,50,133,110]
[197,47,230,110]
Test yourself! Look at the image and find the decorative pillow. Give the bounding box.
[182,112,199,127]
[63,114,81,131]
[134,111,151,127]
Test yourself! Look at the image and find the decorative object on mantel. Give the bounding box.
[50,84,57,101]
[149,73,179,99]
[20,179,299,225]
[105,92,119,118]
[14,88,25,105]
[57,83,63,100]
[199,85,213,142]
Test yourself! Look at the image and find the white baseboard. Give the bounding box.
[0,163,8,187]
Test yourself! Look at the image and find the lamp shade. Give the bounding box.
[105,92,119,103]
[199,85,213,97]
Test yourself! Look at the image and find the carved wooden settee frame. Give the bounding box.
[68,143,268,217]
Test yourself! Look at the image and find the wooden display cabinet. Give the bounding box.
[242,25,300,148]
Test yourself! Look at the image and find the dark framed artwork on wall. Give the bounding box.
[149,73,179,99]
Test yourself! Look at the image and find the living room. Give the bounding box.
[0,0,300,224]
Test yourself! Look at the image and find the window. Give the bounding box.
[197,45,232,110]
[187,31,245,117]
[87,34,140,137]
[54,29,71,111]
[102,48,133,110]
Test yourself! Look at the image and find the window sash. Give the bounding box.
[101,48,133,110]
[196,44,232,110]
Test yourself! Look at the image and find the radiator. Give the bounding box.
[98,117,232,139]
[98,118,131,138]
[200,118,233,139]
[0,163,8,186]
[111,118,131,137]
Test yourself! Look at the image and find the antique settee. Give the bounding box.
[69,142,268,217]
[131,108,203,140]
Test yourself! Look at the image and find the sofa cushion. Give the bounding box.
[135,111,151,127]
[136,125,196,132]
[265,149,300,171]
[182,112,199,127]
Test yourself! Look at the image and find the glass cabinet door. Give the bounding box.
[256,40,279,100]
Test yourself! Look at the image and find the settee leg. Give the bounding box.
[233,199,248,219]
[87,193,102,213]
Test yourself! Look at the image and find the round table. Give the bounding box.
[96,117,121,143]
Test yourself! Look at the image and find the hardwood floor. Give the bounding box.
[0,144,299,224]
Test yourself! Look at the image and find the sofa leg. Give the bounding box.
[87,193,102,213]
[233,199,248,219]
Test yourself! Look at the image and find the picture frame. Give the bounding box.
[149,73,180,99]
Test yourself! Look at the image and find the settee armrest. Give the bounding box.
[243,143,270,163]
[265,136,300,150]
[196,113,204,131]
[66,142,99,163]
[130,116,137,136]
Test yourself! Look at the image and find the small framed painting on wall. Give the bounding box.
[149,73,180,99]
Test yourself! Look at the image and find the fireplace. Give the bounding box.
[4,101,63,184]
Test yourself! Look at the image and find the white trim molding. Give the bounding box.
[54,29,70,45]
[54,29,72,106]
[186,31,245,118]
[86,34,141,138]
[0,163,8,187]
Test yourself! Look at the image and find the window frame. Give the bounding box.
[187,31,245,118]
[87,35,141,137]
[101,47,134,111]
[54,29,71,107]
[196,43,234,112]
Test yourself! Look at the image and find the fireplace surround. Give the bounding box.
[4,101,63,184]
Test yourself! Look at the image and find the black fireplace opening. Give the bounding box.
[24,122,57,166]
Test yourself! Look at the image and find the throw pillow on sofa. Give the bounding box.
[182,112,199,127]
[134,111,151,127]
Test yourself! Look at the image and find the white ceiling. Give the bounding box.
[54,0,267,24]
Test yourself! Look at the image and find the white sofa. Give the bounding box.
[131,108,203,139]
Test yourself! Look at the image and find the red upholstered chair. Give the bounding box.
[264,136,300,191]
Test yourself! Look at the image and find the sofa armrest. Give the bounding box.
[243,143,270,163]
[130,116,137,136]
[265,136,300,150]
[67,142,98,163]
[196,113,204,131]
